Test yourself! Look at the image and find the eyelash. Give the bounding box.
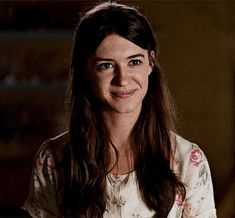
[129,59,142,66]
[97,63,114,71]
[97,59,142,71]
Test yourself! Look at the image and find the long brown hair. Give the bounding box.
[61,2,185,217]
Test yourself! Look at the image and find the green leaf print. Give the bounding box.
[199,164,208,185]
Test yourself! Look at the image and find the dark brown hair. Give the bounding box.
[62,2,185,217]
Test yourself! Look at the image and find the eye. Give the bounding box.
[129,59,142,66]
[97,63,114,71]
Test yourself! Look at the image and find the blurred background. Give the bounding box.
[0,0,234,217]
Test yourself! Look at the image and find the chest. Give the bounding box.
[103,172,183,218]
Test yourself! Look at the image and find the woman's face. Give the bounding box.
[86,34,153,114]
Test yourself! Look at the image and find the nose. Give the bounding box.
[112,65,130,87]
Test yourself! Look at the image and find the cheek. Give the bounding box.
[91,76,110,97]
[137,73,149,90]
[143,77,149,94]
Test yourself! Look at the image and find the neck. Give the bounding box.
[101,110,140,149]
[101,110,140,175]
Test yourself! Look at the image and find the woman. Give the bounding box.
[23,2,216,217]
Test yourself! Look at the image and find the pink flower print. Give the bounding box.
[173,158,180,166]
[34,175,40,189]
[46,154,54,175]
[176,192,184,206]
[190,148,203,166]
[35,158,43,172]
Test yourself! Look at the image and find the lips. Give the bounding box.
[111,89,136,98]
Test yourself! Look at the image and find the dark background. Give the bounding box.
[0,0,234,217]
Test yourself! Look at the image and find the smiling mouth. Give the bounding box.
[111,90,136,99]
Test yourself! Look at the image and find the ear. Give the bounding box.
[148,51,155,75]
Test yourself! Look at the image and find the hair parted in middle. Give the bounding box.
[62,2,185,217]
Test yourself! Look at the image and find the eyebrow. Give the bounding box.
[94,53,145,62]
[127,53,145,59]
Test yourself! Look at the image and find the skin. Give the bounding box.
[86,34,154,174]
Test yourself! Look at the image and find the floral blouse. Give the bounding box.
[23,132,216,217]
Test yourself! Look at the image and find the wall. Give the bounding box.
[131,1,234,216]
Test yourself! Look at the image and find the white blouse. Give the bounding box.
[23,132,217,217]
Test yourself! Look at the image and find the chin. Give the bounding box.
[111,103,142,114]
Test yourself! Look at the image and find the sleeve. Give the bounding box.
[182,144,217,218]
[22,141,62,218]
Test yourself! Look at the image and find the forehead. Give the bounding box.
[95,34,148,59]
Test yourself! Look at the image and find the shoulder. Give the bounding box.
[35,131,69,162]
[37,131,69,153]
[171,135,216,216]
[32,131,69,178]
[171,134,207,180]
[172,133,205,161]
[23,132,69,217]
[23,132,68,217]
